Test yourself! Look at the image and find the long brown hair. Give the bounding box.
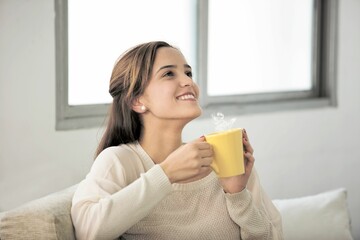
[95,41,173,157]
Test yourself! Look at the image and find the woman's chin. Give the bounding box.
[185,108,202,121]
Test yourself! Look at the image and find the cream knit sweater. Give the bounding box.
[71,142,283,240]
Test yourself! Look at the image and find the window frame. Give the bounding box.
[55,0,338,130]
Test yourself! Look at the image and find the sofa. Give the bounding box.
[0,186,354,240]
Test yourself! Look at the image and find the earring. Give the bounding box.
[140,105,146,112]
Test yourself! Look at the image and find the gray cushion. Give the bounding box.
[0,185,77,240]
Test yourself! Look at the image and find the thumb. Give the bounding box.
[192,135,206,143]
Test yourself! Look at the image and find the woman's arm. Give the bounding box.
[225,168,284,240]
[71,148,172,240]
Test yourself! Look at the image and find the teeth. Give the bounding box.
[177,94,195,100]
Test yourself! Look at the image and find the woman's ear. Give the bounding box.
[132,98,147,113]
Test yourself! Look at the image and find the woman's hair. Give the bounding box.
[95,41,173,157]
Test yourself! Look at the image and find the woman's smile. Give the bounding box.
[176,92,197,101]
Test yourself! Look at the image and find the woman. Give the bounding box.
[71,41,283,239]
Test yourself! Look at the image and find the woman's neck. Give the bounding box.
[139,123,184,164]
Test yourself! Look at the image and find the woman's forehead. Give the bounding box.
[153,47,187,67]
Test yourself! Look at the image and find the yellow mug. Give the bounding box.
[205,128,245,178]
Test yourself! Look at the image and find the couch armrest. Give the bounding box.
[0,185,77,240]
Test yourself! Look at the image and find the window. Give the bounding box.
[68,0,196,106]
[55,0,338,130]
[208,0,313,96]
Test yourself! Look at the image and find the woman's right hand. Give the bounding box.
[160,137,214,183]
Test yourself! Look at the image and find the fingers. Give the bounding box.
[186,140,214,165]
[244,151,255,164]
[199,146,214,167]
[243,137,254,154]
[200,156,213,167]
[242,128,249,140]
[199,144,213,155]
[242,129,254,154]
[191,136,213,150]
[191,136,206,143]
[243,129,255,172]
[197,142,213,150]
[244,151,255,174]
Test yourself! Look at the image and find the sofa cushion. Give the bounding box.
[0,185,77,240]
[273,188,353,240]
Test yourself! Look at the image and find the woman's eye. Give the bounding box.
[186,71,193,78]
[163,71,175,78]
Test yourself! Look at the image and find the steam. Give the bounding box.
[211,112,236,131]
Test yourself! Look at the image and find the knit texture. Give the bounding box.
[71,142,283,240]
[125,171,240,240]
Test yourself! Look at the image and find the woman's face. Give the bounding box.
[139,47,201,121]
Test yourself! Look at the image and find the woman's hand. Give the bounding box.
[219,129,255,194]
[160,137,214,184]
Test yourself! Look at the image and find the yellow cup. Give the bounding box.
[205,128,245,178]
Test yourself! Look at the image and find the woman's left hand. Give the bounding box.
[219,129,255,194]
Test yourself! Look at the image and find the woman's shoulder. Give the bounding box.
[98,143,136,158]
[89,142,146,184]
[95,143,141,167]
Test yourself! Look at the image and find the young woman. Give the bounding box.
[71,41,283,240]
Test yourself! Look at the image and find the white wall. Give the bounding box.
[1,0,359,239]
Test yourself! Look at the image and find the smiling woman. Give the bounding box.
[137,47,201,121]
[70,41,284,240]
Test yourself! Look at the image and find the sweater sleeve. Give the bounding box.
[224,168,284,240]
[71,147,172,240]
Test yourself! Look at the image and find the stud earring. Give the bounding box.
[140,105,146,112]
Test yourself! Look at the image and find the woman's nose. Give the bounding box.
[180,75,193,87]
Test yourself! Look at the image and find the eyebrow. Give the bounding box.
[156,64,192,74]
